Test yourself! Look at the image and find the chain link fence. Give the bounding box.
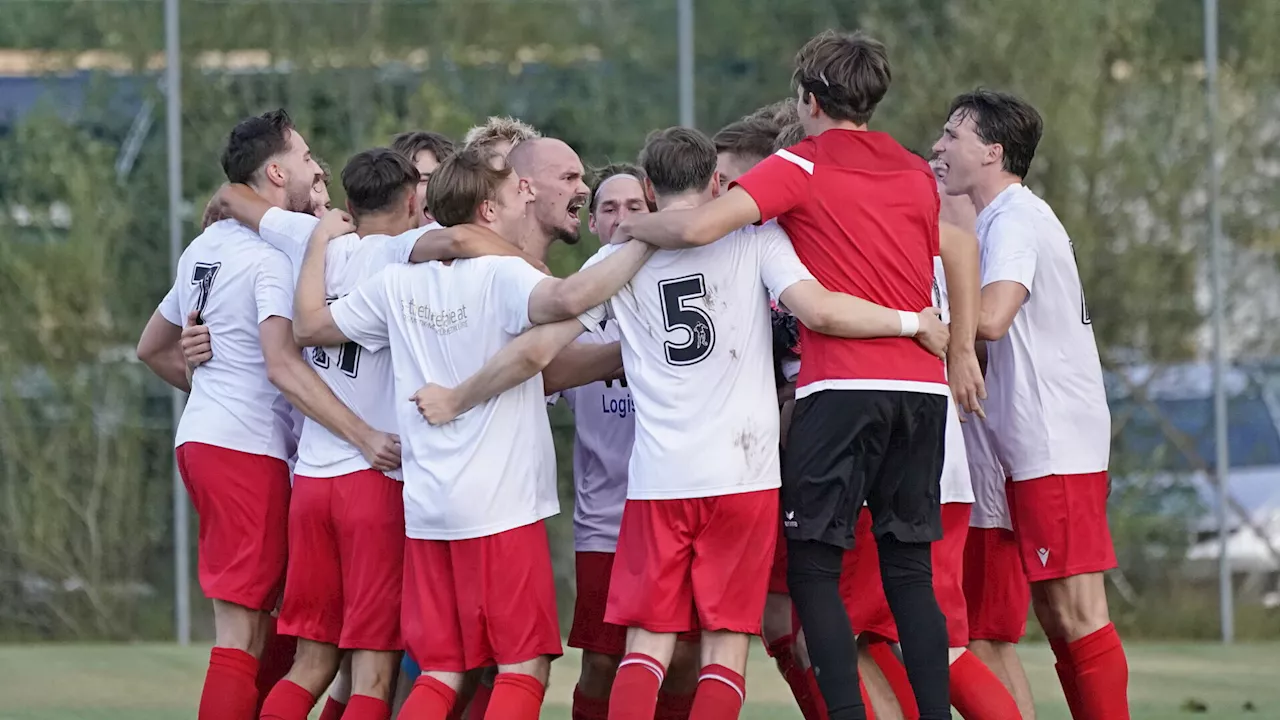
[2,0,1279,642]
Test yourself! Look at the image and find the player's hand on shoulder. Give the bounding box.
[946,345,987,421]
[412,383,463,426]
[315,208,355,241]
[202,183,232,229]
[358,429,402,472]
[181,310,213,368]
[915,308,950,360]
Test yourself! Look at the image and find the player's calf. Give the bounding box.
[579,650,622,698]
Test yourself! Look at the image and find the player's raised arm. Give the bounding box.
[292,209,356,347]
[412,317,591,425]
[525,239,654,324]
[407,223,548,273]
[205,182,274,231]
[617,186,761,249]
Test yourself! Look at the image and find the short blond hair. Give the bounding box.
[462,116,541,152]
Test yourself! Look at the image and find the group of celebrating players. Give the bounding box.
[135,27,1131,720]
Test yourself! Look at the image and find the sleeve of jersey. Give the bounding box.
[329,272,391,353]
[259,207,320,268]
[980,215,1037,293]
[757,226,816,301]
[157,282,182,325]
[254,250,296,324]
[493,258,552,336]
[730,148,813,223]
[384,228,420,265]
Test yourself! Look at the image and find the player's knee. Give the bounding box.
[785,540,842,588]
[876,536,933,590]
[761,593,794,642]
[212,601,270,656]
[1038,574,1110,640]
[578,651,620,696]
[288,641,341,695]
[350,650,400,700]
[698,631,750,676]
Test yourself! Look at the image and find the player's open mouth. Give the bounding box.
[567,198,585,220]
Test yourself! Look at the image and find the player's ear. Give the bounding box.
[264,161,286,188]
[588,212,598,234]
[986,142,1004,169]
[708,171,723,198]
[479,199,497,223]
[643,177,657,207]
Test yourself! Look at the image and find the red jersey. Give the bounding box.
[732,129,947,398]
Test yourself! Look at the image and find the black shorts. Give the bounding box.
[782,389,947,548]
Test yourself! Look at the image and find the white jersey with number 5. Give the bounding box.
[582,222,813,500]
[257,208,423,480]
[157,220,298,461]
[977,184,1110,481]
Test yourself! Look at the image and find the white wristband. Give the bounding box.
[898,310,919,338]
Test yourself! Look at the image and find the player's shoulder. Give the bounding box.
[188,221,286,266]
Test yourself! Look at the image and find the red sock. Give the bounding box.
[465,680,492,720]
[199,647,260,720]
[767,636,828,720]
[259,679,318,720]
[573,684,611,720]
[609,653,665,720]
[318,696,347,720]
[859,678,876,720]
[1068,624,1130,720]
[1049,637,1086,719]
[656,689,696,720]
[344,694,392,720]
[866,641,920,720]
[255,623,297,715]
[949,651,1022,719]
[485,673,545,720]
[690,664,745,720]
[400,676,457,720]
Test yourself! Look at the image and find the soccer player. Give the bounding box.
[933,153,1036,719]
[289,146,656,720]
[613,32,986,720]
[564,163,704,720]
[413,127,949,720]
[391,130,456,225]
[135,110,400,720]
[933,89,1128,719]
[462,115,541,156]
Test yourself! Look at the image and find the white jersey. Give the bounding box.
[931,257,975,505]
[330,256,600,540]
[961,418,1010,529]
[583,222,812,500]
[977,184,1111,481]
[562,322,633,552]
[258,209,420,479]
[157,220,298,461]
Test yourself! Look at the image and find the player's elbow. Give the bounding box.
[292,313,328,348]
[976,312,1012,342]
[797,303,837,336]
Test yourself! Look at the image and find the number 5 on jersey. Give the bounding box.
[659,274,716,366]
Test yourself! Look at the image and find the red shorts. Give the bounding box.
[176,442,291,611]
[962,527,1030,643]
[402,521,562,672]
[1006,473,1117,582]
[569,552,629,656]
[839,504,972,648]
[277,470,405,651]
[606,489,778,635]
[768,522,789,595]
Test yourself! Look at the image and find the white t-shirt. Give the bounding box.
[157,220,298,461]
[330,257,599,540]
[931,257,975,505]
[961,417,1010,529]
[978,184,1111,481]
[561,322,633,552]
[583,222,812,500]
[258,209,420,479]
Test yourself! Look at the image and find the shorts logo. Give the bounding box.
[1037,547,1050,567]
[784,510,798,528]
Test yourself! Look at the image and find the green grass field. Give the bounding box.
[0,642,1274,719]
